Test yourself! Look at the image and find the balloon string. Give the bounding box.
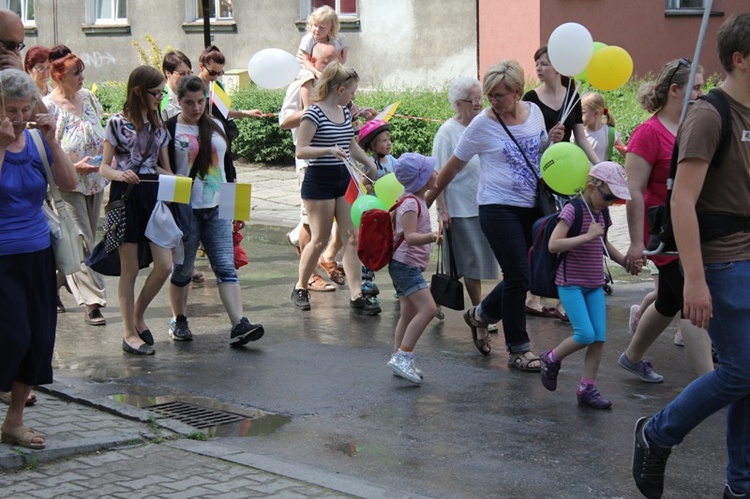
[577,191,611,259]
[559,80,582,125]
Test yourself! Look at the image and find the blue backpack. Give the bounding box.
[528,198,610,299]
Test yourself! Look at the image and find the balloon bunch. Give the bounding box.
[350,173,405,228]
[539,23,634,195]
[546,23,634,122]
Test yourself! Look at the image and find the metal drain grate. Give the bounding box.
[145,401,248,429]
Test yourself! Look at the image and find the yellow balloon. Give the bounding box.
[587,46,633,91]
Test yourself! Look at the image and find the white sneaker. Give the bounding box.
[388,352,421,384]
[628,304,640,335]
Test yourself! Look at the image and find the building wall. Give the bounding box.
[24,0,478,90]
[479,0,744,85]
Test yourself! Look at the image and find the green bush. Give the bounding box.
[88,76,717,166]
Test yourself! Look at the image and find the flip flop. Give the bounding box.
[1,426,46,449]
[0,392,37,406]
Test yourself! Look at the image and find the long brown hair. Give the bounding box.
[123,65,165,132]
[176,75,227,178]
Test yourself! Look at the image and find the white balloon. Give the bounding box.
[547,23,594,77]
[247,48,300,89]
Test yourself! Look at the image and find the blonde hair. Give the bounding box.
[312,62,358,102]
[307,5,340,41]
[482,60,524,96]
[581,92,615,127]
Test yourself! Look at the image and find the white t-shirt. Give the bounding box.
[432,117,481,218]
[278,69,316,172]
[453,104,548,208]
[297,32,346,60]
[173,120,228,209]
[574,124,621,163]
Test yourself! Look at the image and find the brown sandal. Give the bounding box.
[308,273,336,292]
[318,259,345,285]
[508,351,542,372]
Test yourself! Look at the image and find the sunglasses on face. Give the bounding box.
[0,40,25,52]
[666,58,692,88]
[206,69,224,77]
[146,89,167,100]
[597,186,618,202]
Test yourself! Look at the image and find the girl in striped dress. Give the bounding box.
[538,162,633,409]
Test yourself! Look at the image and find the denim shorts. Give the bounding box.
[389,259,428,297]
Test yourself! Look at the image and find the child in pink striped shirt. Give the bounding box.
[539,162,633,409]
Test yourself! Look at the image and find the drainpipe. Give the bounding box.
[203,2,211,48]
[475,0,480,79]
[52,0,59,45]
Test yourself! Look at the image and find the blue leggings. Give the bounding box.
[557,285,606,344]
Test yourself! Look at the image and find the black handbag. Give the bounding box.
[101,131,157,253]
[430,228,465,311]
[493,108,559,216]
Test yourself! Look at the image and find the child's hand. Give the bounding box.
[434,231,443,245]
[586,221,604,240]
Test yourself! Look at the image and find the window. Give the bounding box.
[301,0,357,18]
[95,0,127,23]
[3,0,35,25]
[195,0,234,21]
[666,0,706,10]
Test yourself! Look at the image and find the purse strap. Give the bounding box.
[29,130,66,211]
[119,126,158,202]
[491,108,538,180]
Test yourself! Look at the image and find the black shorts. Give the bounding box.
[0,247,56,391]
[301,164,350,200]
[109,174,159,244]
[654,259,684,318]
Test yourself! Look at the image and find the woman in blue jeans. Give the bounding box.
[427,60,563,371]
[166,76,264,347]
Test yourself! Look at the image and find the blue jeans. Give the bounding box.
[477,204,538,353]
[647,260,750,493]
[171,207,237,287]
[557,285,606,344]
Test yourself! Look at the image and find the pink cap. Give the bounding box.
[589,161,631,200]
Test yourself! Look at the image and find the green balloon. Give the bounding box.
[350,195,387,228]
[373,173,404,209]
[575,41,608,84]
[540,142,591,195]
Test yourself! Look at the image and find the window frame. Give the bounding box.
[93,0,128,25]
[665,0,706,12]
[192,0,235,22]
[300,0,358,19]
[2,0,35,26]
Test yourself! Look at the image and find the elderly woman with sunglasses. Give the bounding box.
[0,68,77,449]
[427,60,563,371]
[619,58,714,383]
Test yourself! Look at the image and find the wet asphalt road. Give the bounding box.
[51,223,727,498]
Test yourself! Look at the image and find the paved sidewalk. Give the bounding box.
[0,163,636,498]
[0,163,425,499]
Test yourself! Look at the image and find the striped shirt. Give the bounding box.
[554,203,610,288]
[301,104,354,169]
